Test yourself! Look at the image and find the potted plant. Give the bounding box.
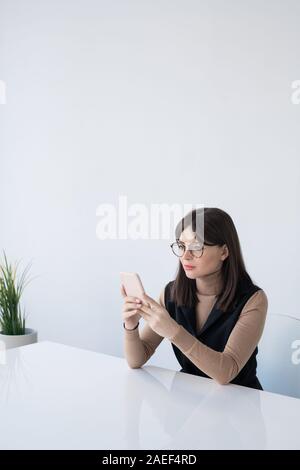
[0,252,37,349]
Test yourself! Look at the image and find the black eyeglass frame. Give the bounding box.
[170,239,215,258]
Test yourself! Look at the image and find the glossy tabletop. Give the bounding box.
[0,341,299,450]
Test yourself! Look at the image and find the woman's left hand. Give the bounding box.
[136,293,180,339]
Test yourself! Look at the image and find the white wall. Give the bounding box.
[0,0,299,371]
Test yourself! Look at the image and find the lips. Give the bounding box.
[183,265,195,269]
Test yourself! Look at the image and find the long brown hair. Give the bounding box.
[171,207,253,311]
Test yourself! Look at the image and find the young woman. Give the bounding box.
[121,207,268,389]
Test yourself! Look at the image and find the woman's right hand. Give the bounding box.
[120,284,142,329]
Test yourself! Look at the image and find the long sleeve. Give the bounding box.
[123,288,165,368]
[167,289,268,385]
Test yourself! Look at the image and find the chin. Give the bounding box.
[184,271,198,279]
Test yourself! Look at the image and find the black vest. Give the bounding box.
[164,277,263,390]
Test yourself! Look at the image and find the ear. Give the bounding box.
[220,244,229,261]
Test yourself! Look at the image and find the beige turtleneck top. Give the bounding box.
[123,286,268,385]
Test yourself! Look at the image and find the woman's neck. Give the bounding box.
[196,268,223,296]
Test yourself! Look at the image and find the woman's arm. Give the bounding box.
[168,289,268,385]
[123,287,166,368]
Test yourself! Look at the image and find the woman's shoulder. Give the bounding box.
[240,288,268,316]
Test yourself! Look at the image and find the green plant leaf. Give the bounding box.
[0,251,32,336]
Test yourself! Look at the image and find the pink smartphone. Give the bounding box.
[120,272,145,298]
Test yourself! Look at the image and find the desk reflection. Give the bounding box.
[0,346,34,406]
[122,366,267,450]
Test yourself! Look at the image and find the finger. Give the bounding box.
[142,293,159,308]
[138,303,153,315]
[124,302,142,312]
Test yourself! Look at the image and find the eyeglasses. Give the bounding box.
[170,240,206,258]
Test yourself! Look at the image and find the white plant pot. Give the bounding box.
[0,328,38,350]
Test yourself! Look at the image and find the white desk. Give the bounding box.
[0,341,299,450]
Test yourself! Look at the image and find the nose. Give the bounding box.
[181,249,193,260]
